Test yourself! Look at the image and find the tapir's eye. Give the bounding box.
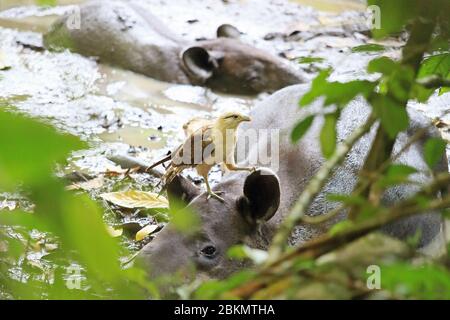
[200,245,217,258]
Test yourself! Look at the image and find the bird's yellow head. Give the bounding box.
[215,112,251,131]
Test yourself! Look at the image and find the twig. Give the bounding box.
[301,127,430,225]
[267,113,377,262]
[231,173,450,299]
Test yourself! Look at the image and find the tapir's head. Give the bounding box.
[137,169,280,282]
[180,26,304,95]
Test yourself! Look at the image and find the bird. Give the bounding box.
[147,112,255,201]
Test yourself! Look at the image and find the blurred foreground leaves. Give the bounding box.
[0,110,156,299]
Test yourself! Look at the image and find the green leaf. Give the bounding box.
[299,69,332,107]
[378,164,418,187]
[298,56,324,64]
[320,113,337,159]
[227,245,268,264]
[418,53,450,95]
[300,69,377,108]
[36,0,56,6]
[0,110,85,188]
[352,44,385,53]
[386,164,417,177]
[195,270,256,299]
[367,56,398,75]
[418,53,450,79]
[388,66,415,102]
[371,94,409,138]
[291,115,315,142]
[381,263,450,299]
[169,199,200,235]
[423,137,447,169]
[368,0,418,39]
[328,220,355,236]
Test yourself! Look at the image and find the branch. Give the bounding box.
[231,173,450,299]
[301,127,430,225]
[266,113,376,262]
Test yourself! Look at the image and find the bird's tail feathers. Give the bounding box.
[146,155,172,172]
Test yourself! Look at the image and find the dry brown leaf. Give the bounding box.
[135,224,158,241]
[66,176,105,191]
[100,190,169,209]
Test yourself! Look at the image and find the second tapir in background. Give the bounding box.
[44,0,305,95]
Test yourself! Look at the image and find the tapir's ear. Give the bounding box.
[182,47,217,83]
[237,169,280,223]
[217,24,241,38]
[167,175,201,207]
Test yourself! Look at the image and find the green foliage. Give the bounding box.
[0,110,154,299]
[367,56,397,76]
[36,0,57,6]
[299,69,377,108]
[291,115,314,143]
[294,69,376,158]
[195,270,256,299]
[371,94,409,138]
[381,263,450,299]
[0,111,85,189]
[368,0,418,38]
[418,53,450,94]
[423,137,447,169]
[298,56,324,64]
[352,44,385,53]
[320,113,337,159]
[377,164,418,187]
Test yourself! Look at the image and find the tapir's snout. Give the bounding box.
[136,229,195,281]
[137,169,281,283]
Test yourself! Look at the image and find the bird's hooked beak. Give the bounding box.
[241,115,251,122]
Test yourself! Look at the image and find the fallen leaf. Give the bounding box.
[106,225,123,238]
[100,190,169,209]
[103,167,140,177]
[135,224,158,241]
[66,176,104,191]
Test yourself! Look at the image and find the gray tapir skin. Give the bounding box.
[44,0,304,95]
[138,84,447,280]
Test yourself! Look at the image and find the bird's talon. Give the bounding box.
[207,192,225,202]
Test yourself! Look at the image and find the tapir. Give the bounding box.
[44,0,304,95]
[138,84,448,280]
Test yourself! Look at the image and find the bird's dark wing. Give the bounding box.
[170,125,215,168]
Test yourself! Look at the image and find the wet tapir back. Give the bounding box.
[138,85,447,280]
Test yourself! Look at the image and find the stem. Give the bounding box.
[231,173,450,299]
[267,113,376,262]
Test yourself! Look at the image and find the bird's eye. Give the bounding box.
[200,245,217,258]
[233,115,238,119]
